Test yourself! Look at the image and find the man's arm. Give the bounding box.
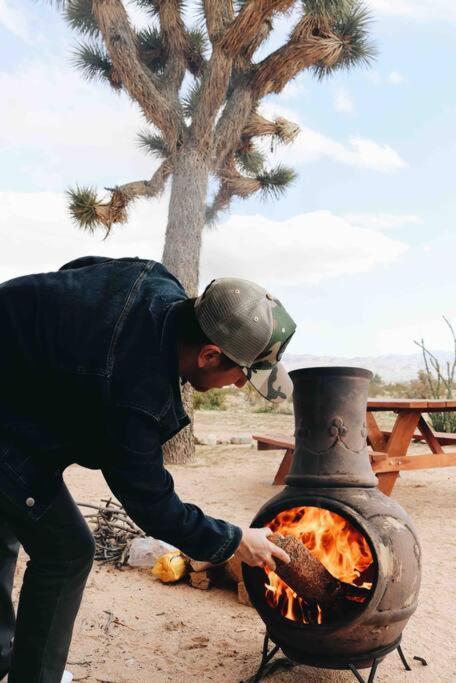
[102,407,242,563]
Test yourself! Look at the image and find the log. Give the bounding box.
[237,581,252,607]
[188,570,213,590]
[188,558,227,572]
[269,534,369,604]
[225,555,242,583]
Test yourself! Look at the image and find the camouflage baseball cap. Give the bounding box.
[194,278,296,403]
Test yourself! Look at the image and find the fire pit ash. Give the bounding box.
[242,367,425,682]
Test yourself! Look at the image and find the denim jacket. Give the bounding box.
[0,256,241,563]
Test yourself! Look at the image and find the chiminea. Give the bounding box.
[243,367,423,681]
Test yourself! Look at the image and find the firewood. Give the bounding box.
[269,534,369,604]
[188,570,213,590]
[188,558,227,572]
[237,581,252,607]
[225,555,242,583]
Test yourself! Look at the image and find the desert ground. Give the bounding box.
[12,410,456,682]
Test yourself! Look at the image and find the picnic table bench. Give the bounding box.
[253,399,456,495]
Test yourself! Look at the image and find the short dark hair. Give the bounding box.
[176,298,239,370]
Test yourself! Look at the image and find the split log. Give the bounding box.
[237,581,252,607]
[188,558,227,572]
[225,555,242,583]
[189,570,213,590]
[269,534,369,604]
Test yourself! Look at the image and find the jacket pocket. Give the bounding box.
[0,443,63,521]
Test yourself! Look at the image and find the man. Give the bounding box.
[0,256,295,683]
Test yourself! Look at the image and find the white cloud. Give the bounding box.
[0,193,408,290]
[0,0,29,40]
[0,191,168,285]
[368,0,456,21]
[388,71,406,85]
[201,211,408,286]
[279,78,309,101]
[0,61,155,189]
[334,88,355,113]
[344,213,420,231]
[260,104,406,172]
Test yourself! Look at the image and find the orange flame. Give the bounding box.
[265,506,374,624]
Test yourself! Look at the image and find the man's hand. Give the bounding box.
[234,527,290,571]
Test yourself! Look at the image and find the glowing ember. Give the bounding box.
[265,506,374,624]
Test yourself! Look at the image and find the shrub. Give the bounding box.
[193,388,227,411]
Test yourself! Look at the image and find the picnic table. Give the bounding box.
[253,399,456,495]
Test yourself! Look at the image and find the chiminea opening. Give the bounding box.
[263,505,377,626]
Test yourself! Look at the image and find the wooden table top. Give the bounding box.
[367,399,456,411]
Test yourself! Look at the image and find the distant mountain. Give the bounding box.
[283,352,453,383]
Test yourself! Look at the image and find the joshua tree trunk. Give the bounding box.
[162,147,210,464]
[162,147,210,296]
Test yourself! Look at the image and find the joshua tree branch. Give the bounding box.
[156,0,189,100]
[213,83,256,168]
[220,0,295,57]
[252,35,343,97]
[190,48,233,150]
[113,159,173,200]
[92,0,183,149]
[202,0,234,43]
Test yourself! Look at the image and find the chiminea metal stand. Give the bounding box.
[242,632,427,683]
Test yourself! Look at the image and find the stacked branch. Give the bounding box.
[78,499,144,567]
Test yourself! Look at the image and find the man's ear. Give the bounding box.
[197,344,224,369]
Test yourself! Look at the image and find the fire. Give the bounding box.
[264,506,374,624]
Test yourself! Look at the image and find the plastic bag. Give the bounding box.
[151,550,188,583]
[127,537,175,568]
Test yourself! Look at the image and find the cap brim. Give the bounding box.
[242,362,293,403]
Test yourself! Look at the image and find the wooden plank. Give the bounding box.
[417,416,444,454]
[376,472,399,496]
[431,432,456,445]
[381,429,456,445]
[273,449,293,486]
[373,451,456,474]
[366,412,387,451]
[252,433,295,450]
[386,410,420,458]
[369,400,455,412]
[418,400,447,409]
[370,452,387,462]
[367,399,431,410]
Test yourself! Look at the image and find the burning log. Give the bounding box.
[269,533,369,604]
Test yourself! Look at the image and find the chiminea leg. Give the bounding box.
[348,658,380,683]
[252,633,280,682]
[397,644,412,671]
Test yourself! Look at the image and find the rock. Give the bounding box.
[195,434,217,446]
[230,435,252,445]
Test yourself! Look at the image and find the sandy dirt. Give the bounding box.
[11,409,456,682]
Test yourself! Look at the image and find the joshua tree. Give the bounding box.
[56,0,374,462]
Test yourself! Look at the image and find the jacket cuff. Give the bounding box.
[208,523,242,564]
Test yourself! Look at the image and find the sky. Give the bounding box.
[0,0,455,357]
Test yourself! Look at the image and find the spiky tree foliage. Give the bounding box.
[53,0,374,463]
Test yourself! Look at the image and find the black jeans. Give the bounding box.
[0,484,95,682]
